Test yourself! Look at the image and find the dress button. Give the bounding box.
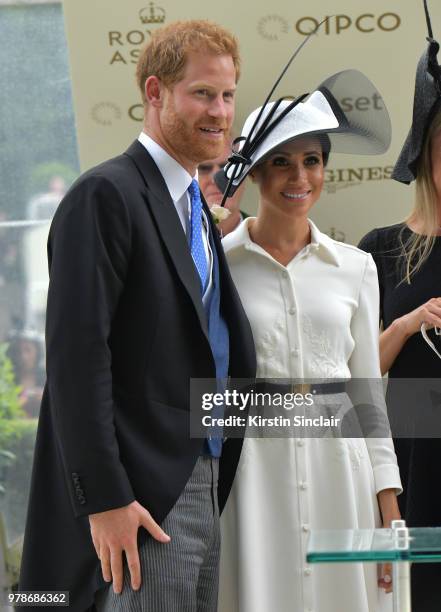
[302,523,310,532]
[282,271,288,279]
[300,481,308,490]
[304,567,312,576]
[288,307,296,315]
[291,348,300,356]
[297,439,305,447]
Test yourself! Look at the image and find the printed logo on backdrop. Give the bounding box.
[91,102,122,126]
[324,166,393,195]
[108,3,167,66]
[139,2,165,25]
[257,12,401,41]
[257,15,289,41]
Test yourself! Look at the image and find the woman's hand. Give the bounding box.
[378,563,393,593]
[377,488,401,593]
[380,297,441,374]
[400,297,441,337]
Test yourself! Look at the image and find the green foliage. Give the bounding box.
[0,451,15,495]
[0,342,27,537]
[0,419,37,542]
[0,344,22,421]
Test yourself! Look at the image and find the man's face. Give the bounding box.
[198,144,230,205]
[159,52,236,171]
[198,142,246,212]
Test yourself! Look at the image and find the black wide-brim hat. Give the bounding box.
[392,0,441,184]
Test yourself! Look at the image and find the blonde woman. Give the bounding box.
[359,110,441,612]
[360,111,441,376]
[359,7,441,609]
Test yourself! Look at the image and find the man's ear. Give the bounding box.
[145,76,164,108]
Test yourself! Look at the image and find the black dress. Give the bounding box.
[360,223,441,612]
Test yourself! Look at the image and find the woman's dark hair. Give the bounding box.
[317,133,331,166]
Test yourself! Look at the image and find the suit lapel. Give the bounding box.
[124,140,208,338]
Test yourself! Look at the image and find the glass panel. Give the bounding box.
[307,528,441,563]
[0,0,79,594]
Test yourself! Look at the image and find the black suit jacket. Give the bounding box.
[19,141,256,611]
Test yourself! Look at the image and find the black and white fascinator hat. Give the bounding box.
[393,0,441,184]
[216,25,392,205]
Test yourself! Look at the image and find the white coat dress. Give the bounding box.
[218,218,402,612]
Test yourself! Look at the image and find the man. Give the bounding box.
[19,20,255,612]
[198,139,248,236]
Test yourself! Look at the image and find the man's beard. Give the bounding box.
[162,102,227,164]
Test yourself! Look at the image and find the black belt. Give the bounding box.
[260,382,346,395]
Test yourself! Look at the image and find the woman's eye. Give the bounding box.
[272,157,289,166]
[305,156,321,166]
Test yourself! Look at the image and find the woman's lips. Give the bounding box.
[281,190,312,201]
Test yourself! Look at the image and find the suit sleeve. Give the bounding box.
[348,254,402,495]
[46,174,135,517]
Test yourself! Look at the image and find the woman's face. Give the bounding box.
[251,138,325,218]
[19,340,38,372]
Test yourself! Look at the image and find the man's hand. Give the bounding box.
[89,500,170,593]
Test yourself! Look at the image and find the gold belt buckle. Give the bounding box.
[290,383,311,394]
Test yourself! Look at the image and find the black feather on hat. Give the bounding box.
[393,0,441,184]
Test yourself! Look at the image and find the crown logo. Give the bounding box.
[139,3,166,25]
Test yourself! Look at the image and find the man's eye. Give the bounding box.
[198,164,214,174]
[223,91,235,100]
[196,89,209,96]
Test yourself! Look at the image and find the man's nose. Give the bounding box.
[207,172,217,185]
[207,95,228,120]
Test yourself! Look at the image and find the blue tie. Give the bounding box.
[188,179,208,293]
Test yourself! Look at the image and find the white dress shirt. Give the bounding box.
[218,217,401,612]
[138,132,213,301]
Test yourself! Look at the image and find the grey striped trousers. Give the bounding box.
[95,456,220,612]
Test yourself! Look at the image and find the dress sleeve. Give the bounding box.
[348,254,402,494]
[358,228,384,324]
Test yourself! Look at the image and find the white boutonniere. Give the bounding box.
[210,204,231,225]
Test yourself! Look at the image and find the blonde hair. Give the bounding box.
[400,110,441,283]
[136,20,240,104]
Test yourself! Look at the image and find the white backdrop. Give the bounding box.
[63,0,441,244]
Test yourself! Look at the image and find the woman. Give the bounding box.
[217,73,402,612]
[359,10,441,608]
